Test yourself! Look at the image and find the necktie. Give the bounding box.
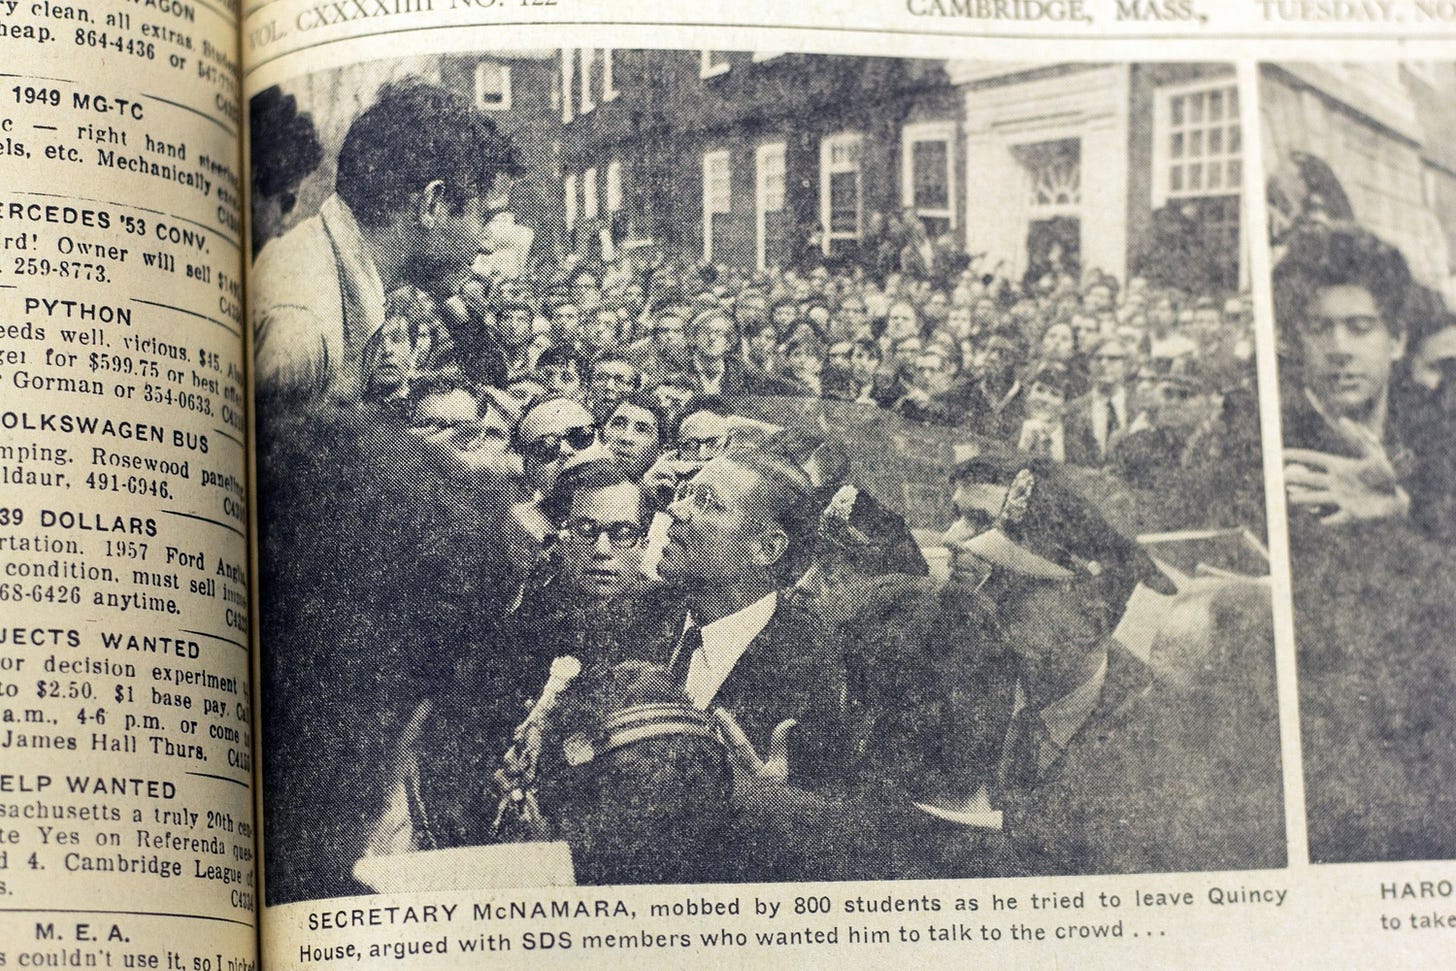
[998,707,1046,790]
[669,624,702,690]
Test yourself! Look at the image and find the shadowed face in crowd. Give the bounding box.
[850,344,881,385]
[519,398,597,493]
[363,316,428,397]
[1299,284,1404,422]
[536,358,582,400]
[886,302,919,344]
[652,313,687,351]
[588,359,639,420]
[1040,322,1075,362]
[692,315,736,364]
[552,304,582,343]
[1090,339,1131,391]
[559,482,649,603]
[502,307,534,352]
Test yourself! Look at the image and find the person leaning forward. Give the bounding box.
[948,461,1182,875]
[252,78,519,404]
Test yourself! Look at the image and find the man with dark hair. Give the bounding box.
[601,391,666,481]
[248,85,323,256]
[584,351,640,425]
[686,309,800,401]
[254,78,519,402]
[1277,222,1456,865]
[497,301,536,381]
[533,346,584,402]
[1274,222,1429,528]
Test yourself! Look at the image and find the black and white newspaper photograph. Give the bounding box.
[250,51,1285,907]
[1263,61,1456,865]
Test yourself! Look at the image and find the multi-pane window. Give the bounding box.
[703,149,732,261]
[1154,78,1244,289]
[902,122,954,238]
[821,132,863,253]
[473,62,511,111]
[1156,81,1241,203]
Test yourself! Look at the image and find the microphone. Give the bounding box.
[493,656,583,840]
[517,655,583,742]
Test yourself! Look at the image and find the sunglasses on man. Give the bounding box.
[523,425,596,464]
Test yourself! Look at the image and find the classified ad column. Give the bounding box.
[0,0,256,965]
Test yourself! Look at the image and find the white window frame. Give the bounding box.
[560,48,574,123]
[580,48,595,115]
[583,166,599,220]
[606,159,623,214]
[820,132,864,254]
[472,62,511,112]
[901,121,955,230]
[703,148,732,262]
[754,141,786,271]
[603,48,619,101]
[700,50,731,79]
[564,172,578,232]
[1151,77,1241,207]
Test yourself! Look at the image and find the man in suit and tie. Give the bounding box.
[952,463,1187,874]
[656,447,844,778]
[1064,335,1135,466]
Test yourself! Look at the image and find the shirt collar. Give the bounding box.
[684,591,778,706]
[1303,385,1389,449]
[319,193,387,355]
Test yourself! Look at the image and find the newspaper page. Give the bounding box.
[243,3,1456,967]
[0,0,255,966]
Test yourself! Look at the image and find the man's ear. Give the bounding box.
[416,180,449,230]
[755,526,789,569]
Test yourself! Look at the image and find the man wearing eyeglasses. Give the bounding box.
[585,352,641,425]
[655,448,850,880]
[1064,334,1134,467]
[656,449,844,777]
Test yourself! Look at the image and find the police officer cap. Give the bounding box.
[815,483,929,578]
[961,465,1177,602]
[949,438,1042,487]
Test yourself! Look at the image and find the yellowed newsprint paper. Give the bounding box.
[0,0,255,965]
[9,0,1456,967]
